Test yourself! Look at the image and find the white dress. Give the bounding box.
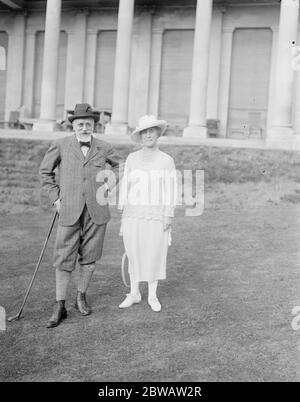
[118,148,177,282]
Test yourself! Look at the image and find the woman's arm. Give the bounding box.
[163,157,177,231]
[118,155,130,211]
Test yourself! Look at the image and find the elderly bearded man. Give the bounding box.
[39,103,122,328]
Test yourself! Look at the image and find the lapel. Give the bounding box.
[70,134,85,163]
[84,136,104,164]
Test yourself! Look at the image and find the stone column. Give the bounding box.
[183,0,213,138]
[267,0,299,146]
[0,305,5,331]
[64,10,88,111]
[266,28,279,132]
[129,9,152,126]
[293,27,300,138]
[23,29,36,117]
[33,0,62,131]
[207,7,223,120]
[106,0,134,135]
[83,29,98,105]
[148,28,163,117]
[217,27,234,138]
[294,73,300,136]
[4,12,25,121]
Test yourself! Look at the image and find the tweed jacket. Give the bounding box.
[39,134,122,226]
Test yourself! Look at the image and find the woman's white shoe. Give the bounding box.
[148,297,161,312]
[119,293,142,308]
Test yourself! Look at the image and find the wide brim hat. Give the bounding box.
[131,115,167,143]
[68,103,100,123]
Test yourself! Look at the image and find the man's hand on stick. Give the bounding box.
[54,199,61,214]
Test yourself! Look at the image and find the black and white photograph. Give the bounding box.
[0,0,300,387]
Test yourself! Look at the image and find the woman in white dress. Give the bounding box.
[118,115,177,312]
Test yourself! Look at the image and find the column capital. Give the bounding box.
[75,7,89,16]
[12,9,27,17]
[223,26,234,34]
[217,2,228,14]
[25,28,36,36]
[87,28,98,36]
[153,27,164,35]
[270,26,279,33]
[136,4,156,16]
[7,10,25,37]
[281,0,300,6]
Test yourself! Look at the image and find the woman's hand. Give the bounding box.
[119,221,123,237]
[163,216,172,232]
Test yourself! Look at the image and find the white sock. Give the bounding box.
[148,280,158,300]
[129,274,140,296]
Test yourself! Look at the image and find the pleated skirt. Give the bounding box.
[122,217,170,282]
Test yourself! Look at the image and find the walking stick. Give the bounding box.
[8,211,58,322]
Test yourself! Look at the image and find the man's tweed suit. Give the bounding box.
[39,134,122,270]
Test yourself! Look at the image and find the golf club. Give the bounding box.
[8,211,58,322]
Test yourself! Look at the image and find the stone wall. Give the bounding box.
[1,137,300,214]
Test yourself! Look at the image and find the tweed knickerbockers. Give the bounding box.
[54,205,107,272]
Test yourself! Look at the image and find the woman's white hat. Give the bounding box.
[131,115,167,143]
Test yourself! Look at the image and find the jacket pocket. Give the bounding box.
[93,158,105,167]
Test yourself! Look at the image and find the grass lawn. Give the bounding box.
[0,205,300,382]
[1,138,300,381]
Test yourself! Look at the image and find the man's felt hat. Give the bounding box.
[68,103,100,123]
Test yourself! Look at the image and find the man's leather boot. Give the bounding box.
[46,300,67,328]
[75,291,92,316]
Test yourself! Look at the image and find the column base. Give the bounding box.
[32,120,62,132]
[266,126,295,149]
[183,125,207,139]
[293,135,300,150]
[104,123,129,136]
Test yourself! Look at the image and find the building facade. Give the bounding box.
[0,0,299,147]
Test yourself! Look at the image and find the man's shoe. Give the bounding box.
[119,293,142,308]
[46,301,67,328]
[148,297,161,312]
[75,291,92,316]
